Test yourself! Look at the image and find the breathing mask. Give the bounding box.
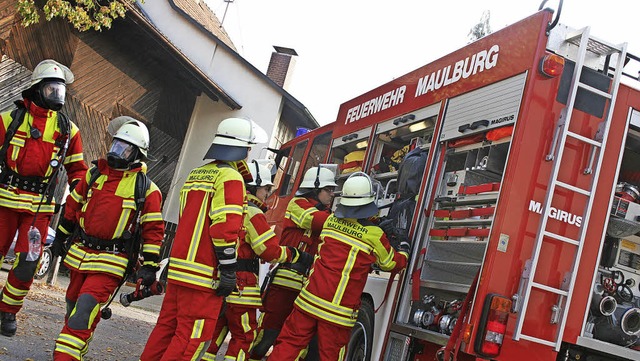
[38,80,66,111]
[107,138,139,169]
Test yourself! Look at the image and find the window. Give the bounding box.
[300,131,332,179]
[279,140,308,197]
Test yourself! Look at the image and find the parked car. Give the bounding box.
[1,227,55,280]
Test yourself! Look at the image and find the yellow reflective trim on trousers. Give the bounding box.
[241,311,252,333]
[332,248,358,305]
[4,281,28,297]
[320,229,372,253]
[298,289,355,319]
[202,353,216,361]
[189,319,208,361]
[54,344,82,360]
[191,319,205,338]
[58,332,86,349]
[215,325,229,347]
[191,343,207,361]
[339,345,346,361]
[295,296,355,328]
[141,212,163,222]
[0,293,22,306]
[188,194,209,260]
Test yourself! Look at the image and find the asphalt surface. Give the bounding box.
[0,270,230,361]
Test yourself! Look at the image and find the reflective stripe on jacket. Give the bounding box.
[273,196,329,291]
[294,215,408,328]
[167,161,247,292]
[227,194,292,307]
[62,159,164,278]
[0,100,87,213]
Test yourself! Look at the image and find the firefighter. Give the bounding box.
[267,172,410,360]
[201,160,313,361]
[249,166,337,361]
[50,116,164,360]
[140,117,267,360]
[0,59,87,337]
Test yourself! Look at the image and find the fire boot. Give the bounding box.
[0,311,17,337]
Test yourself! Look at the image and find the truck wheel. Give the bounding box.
[34,248,52,280]
[346,297,374,361]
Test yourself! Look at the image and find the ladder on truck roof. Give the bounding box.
[513,27,627,351]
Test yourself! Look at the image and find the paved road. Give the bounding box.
[0,271,229,361]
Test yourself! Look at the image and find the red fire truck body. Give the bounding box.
[267,7,640,361]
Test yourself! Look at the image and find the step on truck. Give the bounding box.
[266,2,640,360]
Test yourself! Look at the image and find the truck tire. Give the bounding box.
[346,297,374,361]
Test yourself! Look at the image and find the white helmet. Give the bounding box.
[204,117,268,161]
[298,167,338,191]
[248,160,274,187]
[106,117,152,169]
[114,123,150,157]
[31,59,74,86]
[335,172,379,219]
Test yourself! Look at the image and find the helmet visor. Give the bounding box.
[109,139,137,162]
[40,81,66,106]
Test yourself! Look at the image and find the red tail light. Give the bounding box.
[474,294,512,358]
[539,54,565,77]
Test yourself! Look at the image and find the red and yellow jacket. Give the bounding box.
[59,159,164,278]
[167,161,247,292]
[294,215,408,328]
[227,193,295,307]
[272,196,330,291]
[0,99,87,214]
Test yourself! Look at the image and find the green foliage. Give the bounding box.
[16,0,136,31]
[468,10,492,43]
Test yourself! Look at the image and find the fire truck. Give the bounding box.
[266,2,640,360]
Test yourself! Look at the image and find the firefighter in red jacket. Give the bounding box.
[267,172,409,360]
[140,117,267,360]
[51,117,164,360]
[201,160,313,361]
[0,59,87,337]
[249,166,337,360]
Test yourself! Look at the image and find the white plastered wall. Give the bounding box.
[138,1,287,222]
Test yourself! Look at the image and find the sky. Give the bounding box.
[204,0,640,126]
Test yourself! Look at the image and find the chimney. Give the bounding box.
[266,46,298,90]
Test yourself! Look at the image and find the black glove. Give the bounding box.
[289,247,314,274]
[51,232,69,258]
[216,263,237,297]
[137,265,159,287]
[214,246,237,296]
[378,218,396,238]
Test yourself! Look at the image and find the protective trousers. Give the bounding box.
[0,207,49,314]
[266,308,350,361]
[53,271,120,360]
[249,284,298,359]
[202,303,257,361]
[140,283,223,361]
